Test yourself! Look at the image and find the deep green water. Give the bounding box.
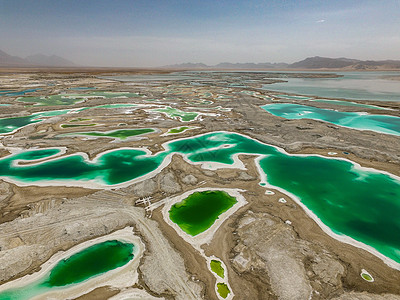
[262,103,400,136]
[169,190,237,236]
[0,109,73,134]
[0,132,400,265]
[66,128,154,140]
[0,240,134,300]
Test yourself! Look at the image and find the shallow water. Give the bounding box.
[310,99,387,110]
[262,71,400,102]
[0,240,134,300]
[262,103,400,136]
[0,88,41,97]
[1,132,399,265]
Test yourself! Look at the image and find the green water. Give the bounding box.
[152,106,199,122]
[167,126,192,134]
[217,283,230,298]
[169,190,237,236]
[1,132,400,264]
[0,109,72,134]
[66,128,154,140]
[210,260,225,278]
[262,103,400,136]
[61,123,97,128]
[0,240,134,300]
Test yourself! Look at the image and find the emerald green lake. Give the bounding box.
[1,132,400,265]
[262,103,400,136]
[0,240,134,300]
[66,128,154,140]
[169,190,237,236]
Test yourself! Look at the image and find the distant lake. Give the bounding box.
[261,71,400,102]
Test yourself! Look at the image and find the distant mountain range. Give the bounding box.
[164,56,400,70]
[1,49,400,70]
[0,49,76,67]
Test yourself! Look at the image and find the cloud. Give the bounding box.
[316,19,326,23]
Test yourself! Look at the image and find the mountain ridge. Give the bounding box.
[163,56,400,70]
[0,49,76,67]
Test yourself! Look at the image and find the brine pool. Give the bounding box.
[0,240,135,300]
[262,103,400,136]
[0,131,399,267]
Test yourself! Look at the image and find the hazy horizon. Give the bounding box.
[1,0,399,67]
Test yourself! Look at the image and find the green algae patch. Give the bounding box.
[61,123,97,128]
[361,270,374,282]
[210,260,225,278]
[0,240,134,300]
[169,190,237,236]
[72,128,154,140]
[167,126,196,134]
[153,106,199,122]
[361,273,373,281]
[217,283,230,298]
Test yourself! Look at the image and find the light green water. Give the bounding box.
[262,103,400,136]
[217,283,230,298]
[167,126,194,134]
[0,132,400,265]
[152,106,199,122]
[0,240,134,300]
[210,260,225,278]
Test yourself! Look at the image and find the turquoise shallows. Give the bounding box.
[0,132,399,264]
[261,103,400,136]
[0,240,134,300]
[0,88,40,97]
[169,190,237,236]
[0,109,72,134]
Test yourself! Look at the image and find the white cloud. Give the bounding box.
[316,19,326,23]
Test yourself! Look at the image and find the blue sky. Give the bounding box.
[1,0,399,66]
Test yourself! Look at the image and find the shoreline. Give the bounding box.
[0,227,145,299]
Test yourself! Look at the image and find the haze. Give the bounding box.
[1,0,399,67]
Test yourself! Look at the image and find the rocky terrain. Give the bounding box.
[0,70,399,299]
